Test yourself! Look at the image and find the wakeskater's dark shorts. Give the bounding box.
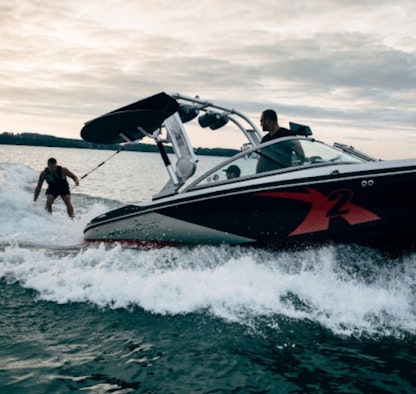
[46,184,70,197]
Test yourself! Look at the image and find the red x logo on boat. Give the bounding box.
[256,187,381,236]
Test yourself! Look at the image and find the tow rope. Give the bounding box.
[71,144,129,190]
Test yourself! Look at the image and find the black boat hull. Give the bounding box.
[84,163,416,252]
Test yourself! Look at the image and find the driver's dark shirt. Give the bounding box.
[261,127,293,143]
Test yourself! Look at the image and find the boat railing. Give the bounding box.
[184,136,369,191]
[333,142,379,162]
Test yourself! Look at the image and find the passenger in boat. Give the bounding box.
[223,165,241,179]
[34,157,79,218]
[257,109,304,173]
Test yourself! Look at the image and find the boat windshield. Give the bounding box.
[187,137,365,189]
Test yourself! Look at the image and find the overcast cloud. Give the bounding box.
[1,0,415,158]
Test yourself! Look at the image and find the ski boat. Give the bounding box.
[81,92,416,252]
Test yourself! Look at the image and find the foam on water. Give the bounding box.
[1,162,415,338]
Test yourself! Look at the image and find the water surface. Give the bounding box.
[1,145,415,393]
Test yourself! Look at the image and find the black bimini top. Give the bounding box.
[80,92,180,144]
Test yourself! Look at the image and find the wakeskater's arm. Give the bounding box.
[62,167,79,186]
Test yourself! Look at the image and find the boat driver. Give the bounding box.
[260,109,293,142]
[257,109,304,172]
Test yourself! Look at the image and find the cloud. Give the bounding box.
[0,0,415,158]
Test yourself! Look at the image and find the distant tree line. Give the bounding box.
[0,132,239,157]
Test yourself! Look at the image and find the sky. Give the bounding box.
[1,0,415,159]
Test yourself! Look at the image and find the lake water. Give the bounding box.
[1,145,415,393]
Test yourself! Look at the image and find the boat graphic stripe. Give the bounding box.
[255,187,381,236]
